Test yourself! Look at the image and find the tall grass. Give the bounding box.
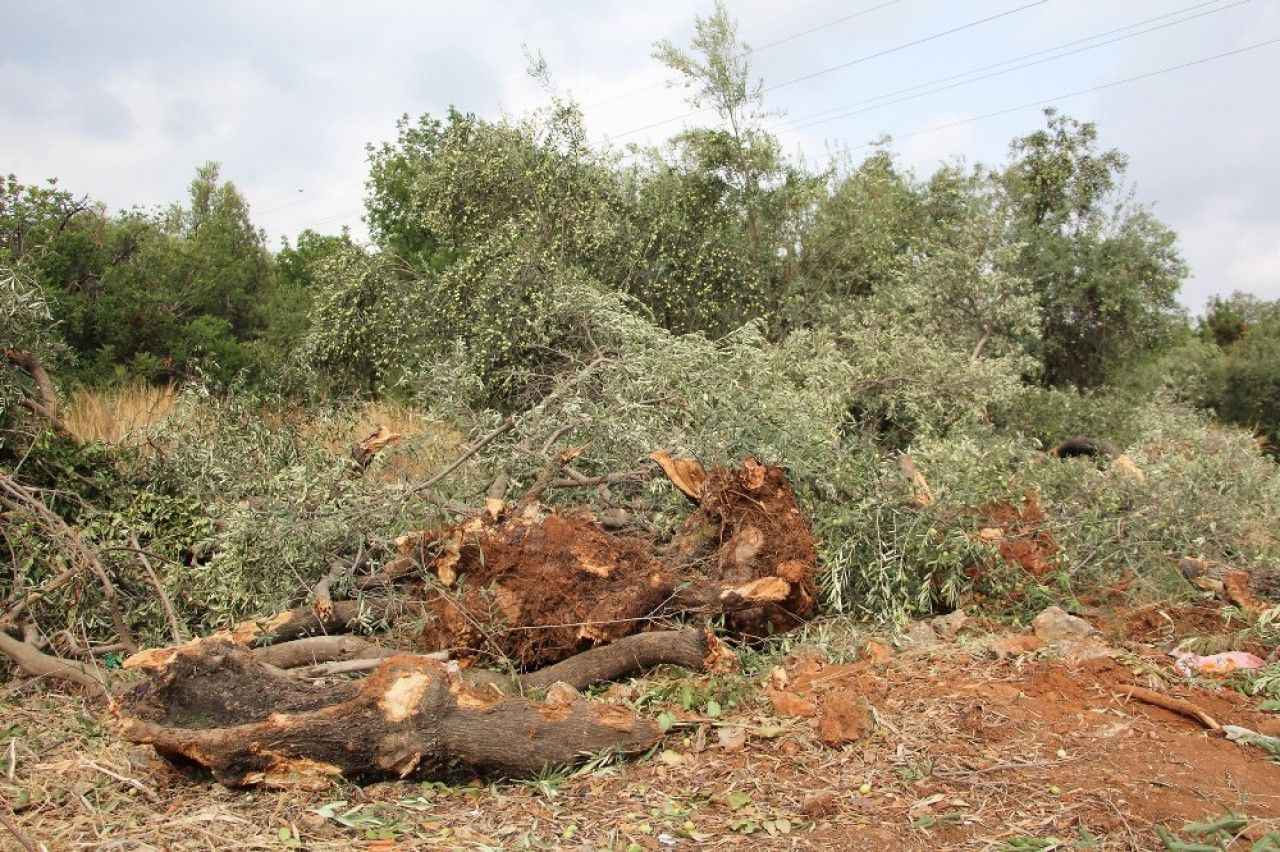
[63,382,177,446]
[65,384,463,483]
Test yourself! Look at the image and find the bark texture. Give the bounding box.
[114,639,666,787]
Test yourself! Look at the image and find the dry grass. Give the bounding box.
[319,400,465,483]
[63,387,463,482]
[63,383,178,446]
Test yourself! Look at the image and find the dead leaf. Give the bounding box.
[648,450,706,501]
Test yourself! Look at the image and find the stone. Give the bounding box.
[1032,606,1098,642]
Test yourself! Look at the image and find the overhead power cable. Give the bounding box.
[775,0,1250,134]
[609,0,1052,139]
[848,36,1280,150]
[582,0,903,110]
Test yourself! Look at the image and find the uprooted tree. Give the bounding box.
[3,438,819,785]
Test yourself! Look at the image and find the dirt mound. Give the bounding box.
[674,458,819,638]
[416,509,672,667]
[976,491,1059,577]
[414,458,819,668]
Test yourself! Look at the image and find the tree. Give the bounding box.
[790,148,924,329]
[1001,109,1186,388]
[883,172,1038,366]
[652,0,814,310]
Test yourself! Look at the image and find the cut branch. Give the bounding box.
[3,350,60,418]
[225,597,416,646]
[312,545,364,622]
[0,628,106,697]
[130,533,184,643]
[1124,686,1220,731]
[521,628,708,692]
[253,634,398,670]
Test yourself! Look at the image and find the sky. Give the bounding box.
[3,0,1278,315]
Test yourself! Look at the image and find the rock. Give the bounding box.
[931,609,969,640]
[902,620,940,648]
[768,688,818,719]
[818,690,872,747]
[1054,637,1116,664]
[716,726,747,752]
[1032,606,1098,642]
[544,681,581,706]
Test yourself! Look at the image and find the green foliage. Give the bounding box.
[1204,312,1280,448]
[1002,109,1187,388]
[791,148,922,322]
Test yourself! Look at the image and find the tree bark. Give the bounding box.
[114,639,664,787]
[0,628,106,697]
[252,634,399,670]
[521,628,707,692]
[3,349,72,438]
[225,597,415,645]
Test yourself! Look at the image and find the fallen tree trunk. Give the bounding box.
[113,629,717,786]
[521,627,708,692]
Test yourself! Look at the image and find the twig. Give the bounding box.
[130,532,184,643]
[410,416,516,497]
[0,804,37,852]
[312,544,363,621]
[408,356,610,500]
[81,759,160,802]
[551,466,653,489]
[1123,685,1220,730]
[0,474,129,649]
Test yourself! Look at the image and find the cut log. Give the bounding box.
[114,639,663,786]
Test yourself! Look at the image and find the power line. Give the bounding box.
[773,0,1232,130]
[847,35,1280,151]
[752,0,904,54]
[775,0,1249,134]
[582,0,903,110]
[766,0,1049,92]
[610,0,1051,139]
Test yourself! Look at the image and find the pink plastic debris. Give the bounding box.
[1172,650,1266,677]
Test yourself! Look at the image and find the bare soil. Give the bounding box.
[5,603,1279,851]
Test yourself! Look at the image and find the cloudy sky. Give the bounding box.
[4,0,1277,313]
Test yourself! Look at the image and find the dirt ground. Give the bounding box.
[3,604,1279,851]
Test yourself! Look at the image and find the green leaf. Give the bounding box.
[657,711,676,733]
[704,699,722,718]
[726,791,752,811]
